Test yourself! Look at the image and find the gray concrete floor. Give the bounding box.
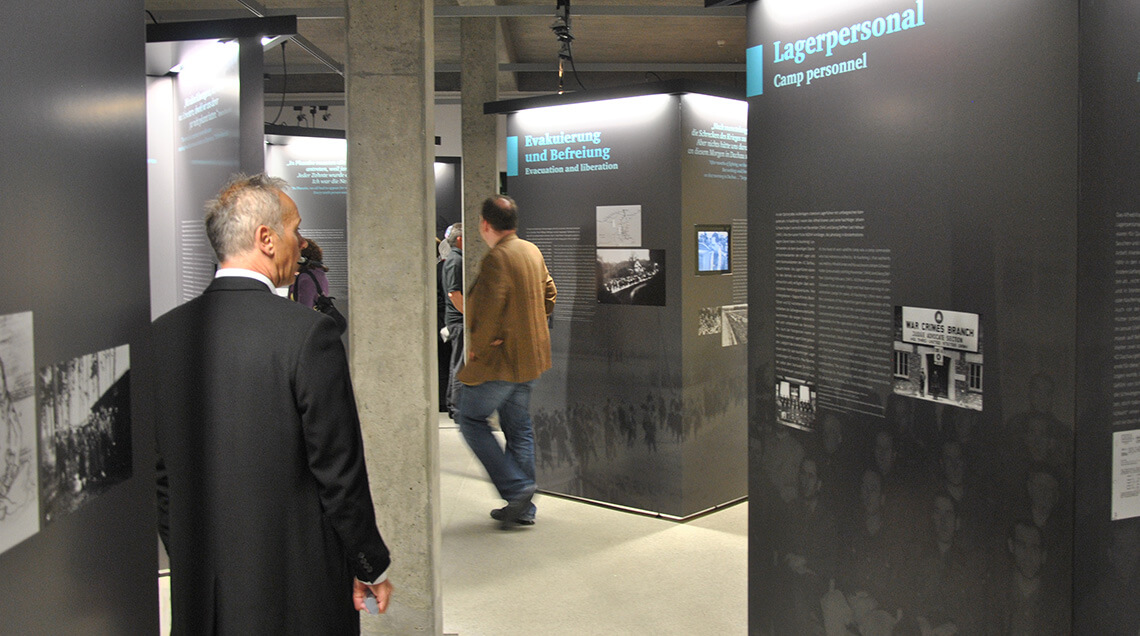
[440,418,747,636]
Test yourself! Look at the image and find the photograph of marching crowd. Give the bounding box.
[38,345,131,526]
[535,372,746,514]
[699,306,723,336]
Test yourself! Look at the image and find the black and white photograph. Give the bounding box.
[0,311,37,556]
[756,376,1076,636]
[696,224,731,274]
[892,306,983,412]
[776,377,816,432]
[38,345,131,526]
[721,304,748,347]
[699,306,722,336]
[597,248,666,306]
[596,204,642,247]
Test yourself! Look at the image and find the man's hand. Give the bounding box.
[354,578,393,614]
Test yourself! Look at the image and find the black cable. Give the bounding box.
[268,41,287,126]
[566,42,587,91]
[146,10,158,24]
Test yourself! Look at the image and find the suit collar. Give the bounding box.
[215,267,276,291]
[205,276,275,294]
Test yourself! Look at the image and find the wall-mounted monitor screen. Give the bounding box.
[696,224,731,275]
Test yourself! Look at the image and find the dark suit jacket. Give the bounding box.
[457,233,555,385]
[154,276,389,635]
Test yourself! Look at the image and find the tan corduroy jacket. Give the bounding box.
[457,233,556,385]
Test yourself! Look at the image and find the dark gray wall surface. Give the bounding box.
[0,0,157,632]
[747,1,1078,633]
[508,92,747,517]
[679,95,748,513]
[511,96,687,514]
[1074,1,1140,632]
[265,137,350,297]
[171,39,242,304]
[238,38,266,176]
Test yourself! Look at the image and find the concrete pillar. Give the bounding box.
[461,16,500,282]
[344,1,441,634]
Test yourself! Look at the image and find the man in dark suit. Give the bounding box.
[153,174,392,634]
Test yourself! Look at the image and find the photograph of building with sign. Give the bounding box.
[891,306,983,411]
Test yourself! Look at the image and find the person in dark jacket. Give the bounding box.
[154,174,392,634]
[290,238,332,309]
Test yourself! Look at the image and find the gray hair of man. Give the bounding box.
[204,174,289,262]
[445,222,463,248]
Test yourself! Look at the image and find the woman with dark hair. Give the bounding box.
[290,238,330,309]
[291,238,347,334]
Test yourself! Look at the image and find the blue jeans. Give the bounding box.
[457,379,538,516]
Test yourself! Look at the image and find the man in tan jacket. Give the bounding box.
[456,195,556,528]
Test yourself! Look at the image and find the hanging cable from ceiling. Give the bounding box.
[551,0,586,93]
[267,41,288,126]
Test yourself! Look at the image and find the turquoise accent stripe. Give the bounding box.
[747,45,764,97]
[506,136,519,177]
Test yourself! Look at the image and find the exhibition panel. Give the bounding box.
[147,32,272,315]
[265,132,351,301]
[745,0,1082,633]
[170,39,243,304]
[1074,2,1140,633]
[495,83,747,518]
[0,1,157,632]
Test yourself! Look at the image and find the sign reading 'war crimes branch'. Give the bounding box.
[901,307,979,352]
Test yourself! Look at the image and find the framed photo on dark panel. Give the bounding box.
[695,224,731,275]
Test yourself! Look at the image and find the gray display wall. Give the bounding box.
[0,0,157,632]
[171,39,243,304]
[1074,2,1140,633]
[265,132,350,302]
[147,36,266,318]
[501,86,747,517]
[746,1,1078,633]
[679,94,749,513]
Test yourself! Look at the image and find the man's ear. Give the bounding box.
[257,225,275,257]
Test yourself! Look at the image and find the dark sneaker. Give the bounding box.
[490,506,535,525]
[494,486,537,528]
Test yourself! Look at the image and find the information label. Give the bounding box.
[1113,429,1140,520]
